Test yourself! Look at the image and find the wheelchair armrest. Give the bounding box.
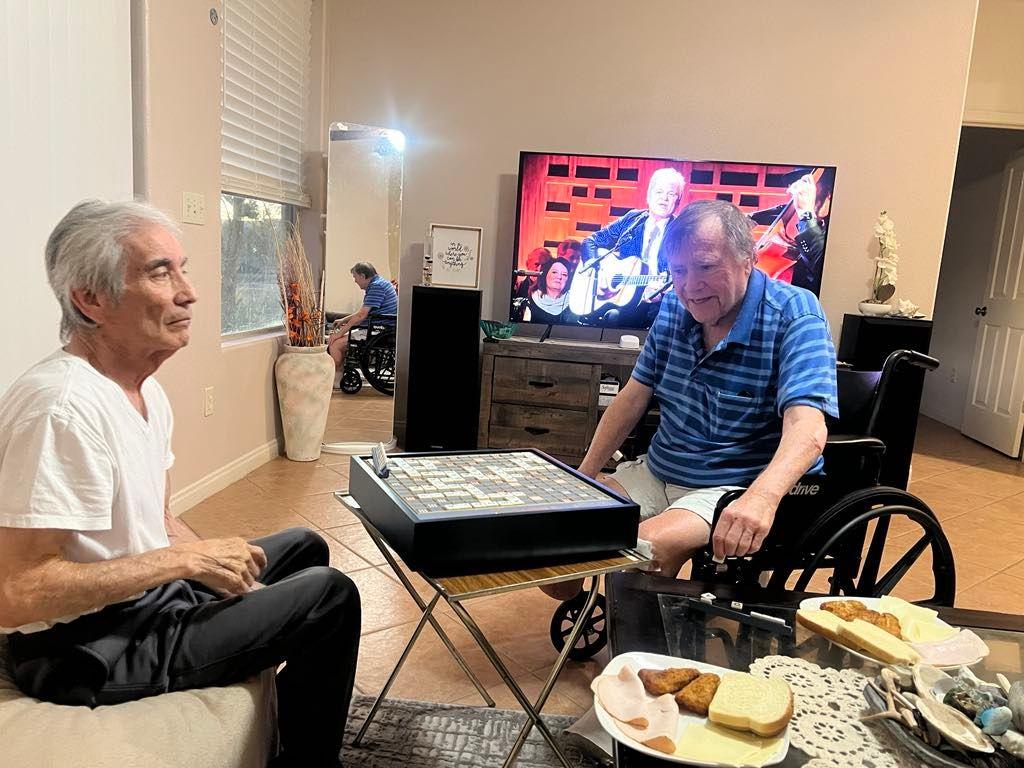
[823,434,886,456]
[368,312,397,322]
[823,435,885,483]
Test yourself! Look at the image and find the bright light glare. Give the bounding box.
[385,130,406,153]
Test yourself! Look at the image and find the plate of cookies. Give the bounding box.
[591,651,793,766]
[796,596,989,669]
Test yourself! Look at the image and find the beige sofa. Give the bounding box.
[0,636,276,768]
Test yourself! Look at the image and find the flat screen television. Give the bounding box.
[509,151,837,330]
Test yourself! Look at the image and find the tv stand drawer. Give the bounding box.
[488,403,588,456]
[492,357,592,409]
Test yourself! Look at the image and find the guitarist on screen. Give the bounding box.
[572,167,685,328]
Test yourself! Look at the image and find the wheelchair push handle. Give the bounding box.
[885,349,939,372]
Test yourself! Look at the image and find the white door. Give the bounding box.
[962,152,1024,457]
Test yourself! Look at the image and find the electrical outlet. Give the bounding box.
[949,367,958,384]
[203,386,214,417]
[182,192,205,225]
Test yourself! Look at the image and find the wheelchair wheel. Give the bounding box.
[361,330,396,396]
[772,487,957,605]
[550,591,607,661]
[340,367,362,394]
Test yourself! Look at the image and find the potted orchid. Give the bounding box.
[860,211,898,316]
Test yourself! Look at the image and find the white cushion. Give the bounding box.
[0,636,276,768]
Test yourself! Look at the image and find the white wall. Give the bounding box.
[323,0,979,439]
[964,0,1024,128]
[0,0,133,393]
[922,128,1024,427]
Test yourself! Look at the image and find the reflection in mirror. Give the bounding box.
[321,122,404,455]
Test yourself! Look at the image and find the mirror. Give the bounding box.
[321,122,404,454]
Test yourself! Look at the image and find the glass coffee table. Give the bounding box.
[605,571,1024,768]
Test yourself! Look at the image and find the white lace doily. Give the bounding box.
[749,656,924,768]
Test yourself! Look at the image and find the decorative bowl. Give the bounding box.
[858,301,892,317]
[480,320,517,340]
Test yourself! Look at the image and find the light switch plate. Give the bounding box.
[182,192,205,225]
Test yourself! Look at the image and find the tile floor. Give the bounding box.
[180,411,1024,717]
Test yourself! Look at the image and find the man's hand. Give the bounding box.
[175,538,267,597]
[787,173,817,216]
[711,490,777,561]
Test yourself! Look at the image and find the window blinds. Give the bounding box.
[221,0,311,207]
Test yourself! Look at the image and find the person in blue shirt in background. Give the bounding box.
[327,262,398,379]
[543,200,838,599]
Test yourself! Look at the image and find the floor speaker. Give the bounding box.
[405,286,482,451]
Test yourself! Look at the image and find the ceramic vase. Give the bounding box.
[274,344,334,461]
[858,301,892,317]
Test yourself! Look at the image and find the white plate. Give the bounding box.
[797,597,984,670]
[593,651,791,767]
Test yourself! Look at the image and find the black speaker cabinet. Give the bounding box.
[404,286,482,451]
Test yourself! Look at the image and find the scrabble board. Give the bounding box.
[384,452,611,516]
[348,449,640,575]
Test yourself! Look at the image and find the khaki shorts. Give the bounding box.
[609,455,744,525]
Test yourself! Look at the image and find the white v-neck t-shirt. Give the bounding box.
[0,350,174,632]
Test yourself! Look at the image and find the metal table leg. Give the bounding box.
[506,577,601,765]
[449,577,601,768]
[363,523,495,707]
[354,592,441,745]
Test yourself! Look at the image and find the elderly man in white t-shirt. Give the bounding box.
[0,201,359,768]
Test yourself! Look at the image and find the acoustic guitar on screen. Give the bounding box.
[567,248,671,316]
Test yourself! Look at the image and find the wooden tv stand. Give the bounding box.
[477,337,649,466]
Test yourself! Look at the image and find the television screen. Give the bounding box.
[510,151,836,330]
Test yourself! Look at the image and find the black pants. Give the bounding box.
[9,528,360,767]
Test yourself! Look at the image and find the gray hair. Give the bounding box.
[661,199,755,264]
[647,167,686,201]
[350,262,377,279]
[45,199,180,343]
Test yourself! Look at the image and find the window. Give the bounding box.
[220,194,296,336]
[220,0,311,335]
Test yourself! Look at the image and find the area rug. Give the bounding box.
[342,694,598,767]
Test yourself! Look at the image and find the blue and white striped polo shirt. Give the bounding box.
[362,275,398,323]
[632,268,838,488]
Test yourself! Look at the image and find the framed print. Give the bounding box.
[427,224,482,289]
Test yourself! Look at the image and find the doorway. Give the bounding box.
[922,126,1024,455]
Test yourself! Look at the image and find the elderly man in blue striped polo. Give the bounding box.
[547,199,838,596]
[327,261,399,379]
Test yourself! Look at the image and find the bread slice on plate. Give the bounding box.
[707,672,793,737]
[836,618,921,665]
[796,609,845,643]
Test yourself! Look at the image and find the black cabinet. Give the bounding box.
[837,314,935,490]
[837,314,933,369]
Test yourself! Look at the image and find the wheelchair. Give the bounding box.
[329,312,397,397]
[549,349,955,661]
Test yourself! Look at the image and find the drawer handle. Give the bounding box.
[527,380,555,389]
[524,426,550,435]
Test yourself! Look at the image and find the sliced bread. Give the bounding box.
[836,618,921,665]
[707,672,793,737]
[796,609,845,643]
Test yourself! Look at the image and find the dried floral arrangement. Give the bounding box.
[274,225,325,347]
